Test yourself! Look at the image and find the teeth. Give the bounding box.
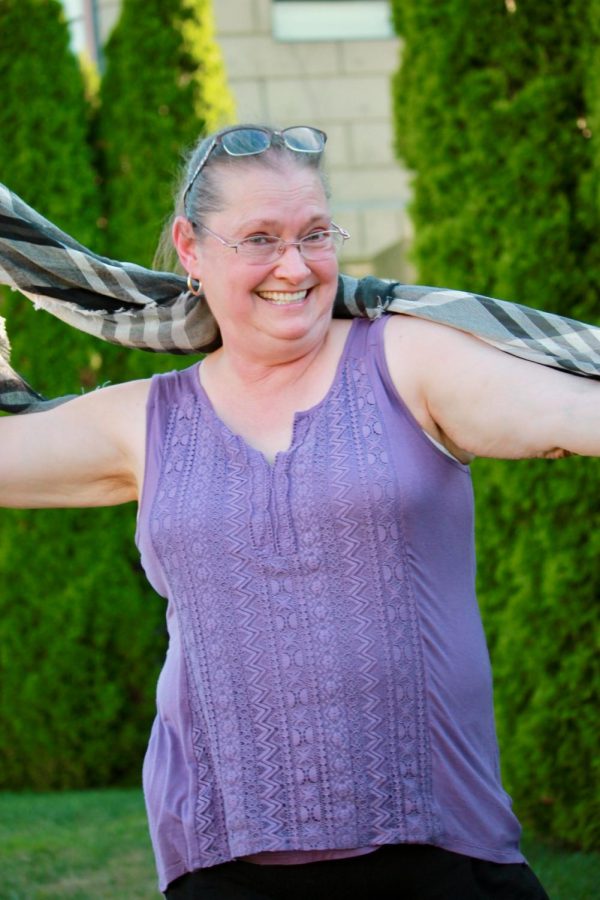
[258,290,308,304]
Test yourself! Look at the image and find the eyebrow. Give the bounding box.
[239,214,331,232]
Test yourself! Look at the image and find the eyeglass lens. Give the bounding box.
[185,127,327,209]
[282,127,325,152]
[220,129,271,156]
[220,126,326,158]
[238,231,344,263]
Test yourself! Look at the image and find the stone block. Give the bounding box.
[340,38,402,75]
[254,0,273,33]
[329,165,411,205]
[213,0,256,35]
[229,80,268,122]
[349,119,398,166]
[265,75,394,121]
[361,207,411,258]
[218,36,340,80]
[342,260,376,277]
[320,122,352,167]
[330,208,363,256]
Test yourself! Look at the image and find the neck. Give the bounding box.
[210,316,334,392]
[210,334,329,397]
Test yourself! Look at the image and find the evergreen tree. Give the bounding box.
[0,0,99,241]
[391,0,599,848]
[0,0,233,789]
[98,0,234,267]
[0,0,146,790]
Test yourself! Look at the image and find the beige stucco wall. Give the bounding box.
[213,0,413,277]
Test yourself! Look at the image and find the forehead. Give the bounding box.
[210,161,330,230]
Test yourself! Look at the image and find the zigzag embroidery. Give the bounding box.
[147,330,441,867]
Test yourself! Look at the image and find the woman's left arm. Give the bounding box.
[385,316,600,461]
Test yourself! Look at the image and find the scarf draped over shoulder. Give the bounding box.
[1,181,600,414]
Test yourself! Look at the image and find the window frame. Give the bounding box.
[271,0,395,43]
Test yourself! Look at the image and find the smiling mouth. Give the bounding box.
[257,289,309,305]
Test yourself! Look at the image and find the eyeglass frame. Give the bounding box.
[190,220,350,264]
[182,125,327,213]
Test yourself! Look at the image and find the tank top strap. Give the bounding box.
[136,364,200,579]
[366,313,390,350]
[144,367,199,465]
[344,314,388,360]
[344,314,392,385]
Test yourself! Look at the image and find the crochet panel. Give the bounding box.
[149,355,440,865]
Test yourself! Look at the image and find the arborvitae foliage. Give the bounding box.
[97,0,234,267]
[0,0,102,400]
[0,0,99,240]
[392,0,599,849]
[0,0,147,790]
[0,0,233,789]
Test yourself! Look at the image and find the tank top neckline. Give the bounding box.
[187,319,360,466]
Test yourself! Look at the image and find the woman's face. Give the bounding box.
[188,161,339,350]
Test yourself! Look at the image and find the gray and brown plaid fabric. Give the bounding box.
[2,181,600,414]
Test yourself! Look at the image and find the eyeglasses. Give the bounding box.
[183,125,327,211]
[193,221,350,264]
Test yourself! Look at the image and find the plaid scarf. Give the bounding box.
[2,181,600,414]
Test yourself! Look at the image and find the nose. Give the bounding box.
[272,242,312,281]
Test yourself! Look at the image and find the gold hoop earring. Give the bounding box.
[187,273,203,297]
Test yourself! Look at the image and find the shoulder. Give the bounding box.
[40,377,154,461]
[63,377,153,423]
[381,313,449,386]
[88,364,199,420]
[382,311,464,349]
[380,314,476,463]
[382,313,491,381]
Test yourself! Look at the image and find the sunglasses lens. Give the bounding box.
[185,126,327,205]
[283,126,326,153]
[221,128,272,156]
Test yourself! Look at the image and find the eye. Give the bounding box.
[303,230,330,245]
[241,234,279,247]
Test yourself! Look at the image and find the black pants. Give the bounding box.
[164,844,550,899]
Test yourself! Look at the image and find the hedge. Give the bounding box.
[0,0,233,789]
[391,0,599,848]
[98,0,234,266]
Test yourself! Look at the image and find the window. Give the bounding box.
[59,0,120,67]
[272,1,394,42]
[61,0,88,55]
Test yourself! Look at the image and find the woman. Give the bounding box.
[1,124,596,899]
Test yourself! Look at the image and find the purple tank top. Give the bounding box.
[136,318,524,892]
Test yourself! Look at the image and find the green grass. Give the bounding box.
[0,789,598,899]
[0,789,156,899]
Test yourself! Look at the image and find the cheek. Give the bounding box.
[314,256,339,291]
[198,256,235,295]
[201,265,257,316]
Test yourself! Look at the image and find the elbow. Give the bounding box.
[534,447,575,460]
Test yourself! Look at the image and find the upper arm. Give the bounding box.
[384,315,600,461]
[0,379,151,508]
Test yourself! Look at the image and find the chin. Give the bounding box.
[270,307,331,340]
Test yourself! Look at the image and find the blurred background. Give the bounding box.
[61,0,413,278]
[0,1,598,896]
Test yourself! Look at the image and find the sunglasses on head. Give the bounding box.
[183,125,327,211]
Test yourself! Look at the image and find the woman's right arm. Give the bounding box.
[0,379,151,509]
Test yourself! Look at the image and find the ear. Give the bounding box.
[172,215,202,276]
